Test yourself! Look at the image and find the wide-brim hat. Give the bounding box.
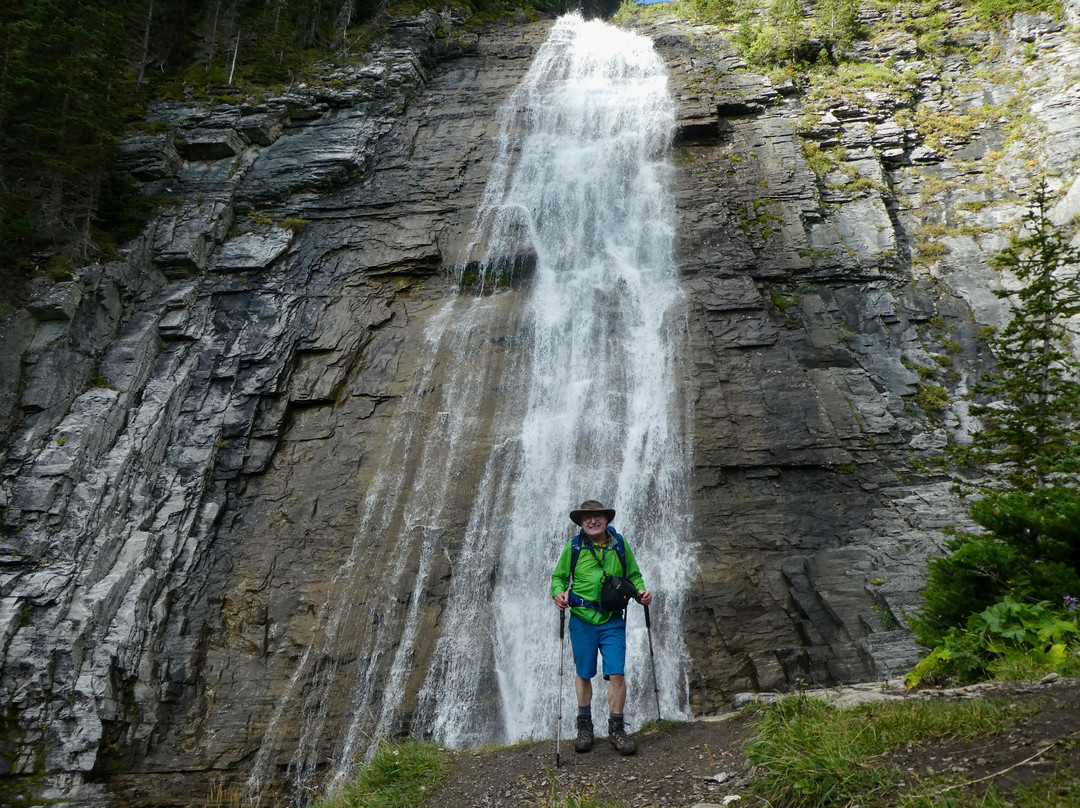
[569,500,616,526]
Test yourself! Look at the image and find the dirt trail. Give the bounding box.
[424,678,1080,807]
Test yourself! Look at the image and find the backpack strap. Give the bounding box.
[612,531,628,576]
[567,534,592,609]
[570,533,582,581]
[567,528,627,611]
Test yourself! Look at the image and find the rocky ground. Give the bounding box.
[425,678,1080,807]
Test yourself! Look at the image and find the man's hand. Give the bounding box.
[554,591,569,610]
[637,589,653,606]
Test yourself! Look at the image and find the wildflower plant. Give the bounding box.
[906,595,1080,687]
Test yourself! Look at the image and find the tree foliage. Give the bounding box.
[814,0,861,46]
[730,0,865,69]
[0,0,555,305]
[964,180,1080,490]
[0,0,134,286]
[678,0,737,24]
[910,183,1080,687]
[910,487,1080,651]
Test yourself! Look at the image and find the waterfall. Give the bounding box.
[245,13,693,803]
[416,14,695,744]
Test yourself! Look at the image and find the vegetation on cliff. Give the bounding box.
[902,186,1080,687]
[0,0,579,306]
[0,0,1067,308]
[634,0,1064,66]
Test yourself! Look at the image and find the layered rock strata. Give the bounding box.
[1,2,1079,804]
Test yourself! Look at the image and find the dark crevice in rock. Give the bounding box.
[673,121,723,146]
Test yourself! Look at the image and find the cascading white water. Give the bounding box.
[245,13,693,803]
[415,14,695,744]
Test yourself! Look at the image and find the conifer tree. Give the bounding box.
[815,0,861,45]
[0,0,133,272]
[966,179,1080,490]
[769,0,805,64]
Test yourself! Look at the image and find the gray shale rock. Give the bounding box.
[2,7,1079,805]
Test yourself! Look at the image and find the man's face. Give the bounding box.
[581,513,609,541]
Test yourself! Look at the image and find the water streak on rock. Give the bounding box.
[417,13,695,745]
[246,15,695,799]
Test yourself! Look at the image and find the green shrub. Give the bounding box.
[905,595,1080,687]
[814,0,863,45]
[976,0,1061,24]
[679,0,737,23]
[910,487,1080,649]
[914,381,949,413]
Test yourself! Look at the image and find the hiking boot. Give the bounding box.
[608,718,637,756]
[574,717,594,753]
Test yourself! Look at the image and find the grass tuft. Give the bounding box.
[637,718,679,735]
[311,738,450,808]
[745,694,1028,808]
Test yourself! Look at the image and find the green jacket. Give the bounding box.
[551,528,646,625]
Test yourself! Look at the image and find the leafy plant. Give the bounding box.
[909,487,1080,649]
[905,595,1080,687]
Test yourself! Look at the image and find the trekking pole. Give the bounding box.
[643,604,661,721]
[556,608,565,768]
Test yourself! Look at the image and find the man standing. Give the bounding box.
[551,500,653,756]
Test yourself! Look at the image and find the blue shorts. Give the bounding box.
[569,614,626,680]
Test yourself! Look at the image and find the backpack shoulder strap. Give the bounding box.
[571,529,627,579]
[567,529,628,612]
[569,533,583,583]
[610,529,628,576]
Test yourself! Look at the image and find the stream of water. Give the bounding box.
[245,13,694,803]
[419,12,695,746]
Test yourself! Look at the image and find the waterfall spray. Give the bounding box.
[246,13,694,803]
[417,13,695,745]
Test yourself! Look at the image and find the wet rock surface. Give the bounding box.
[2,3,1080,804]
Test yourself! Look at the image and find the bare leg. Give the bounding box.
[575,675,593,708]
[607,674,626,715]
[605,674,636,755]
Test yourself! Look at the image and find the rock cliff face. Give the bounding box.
[2,2,1079,804]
